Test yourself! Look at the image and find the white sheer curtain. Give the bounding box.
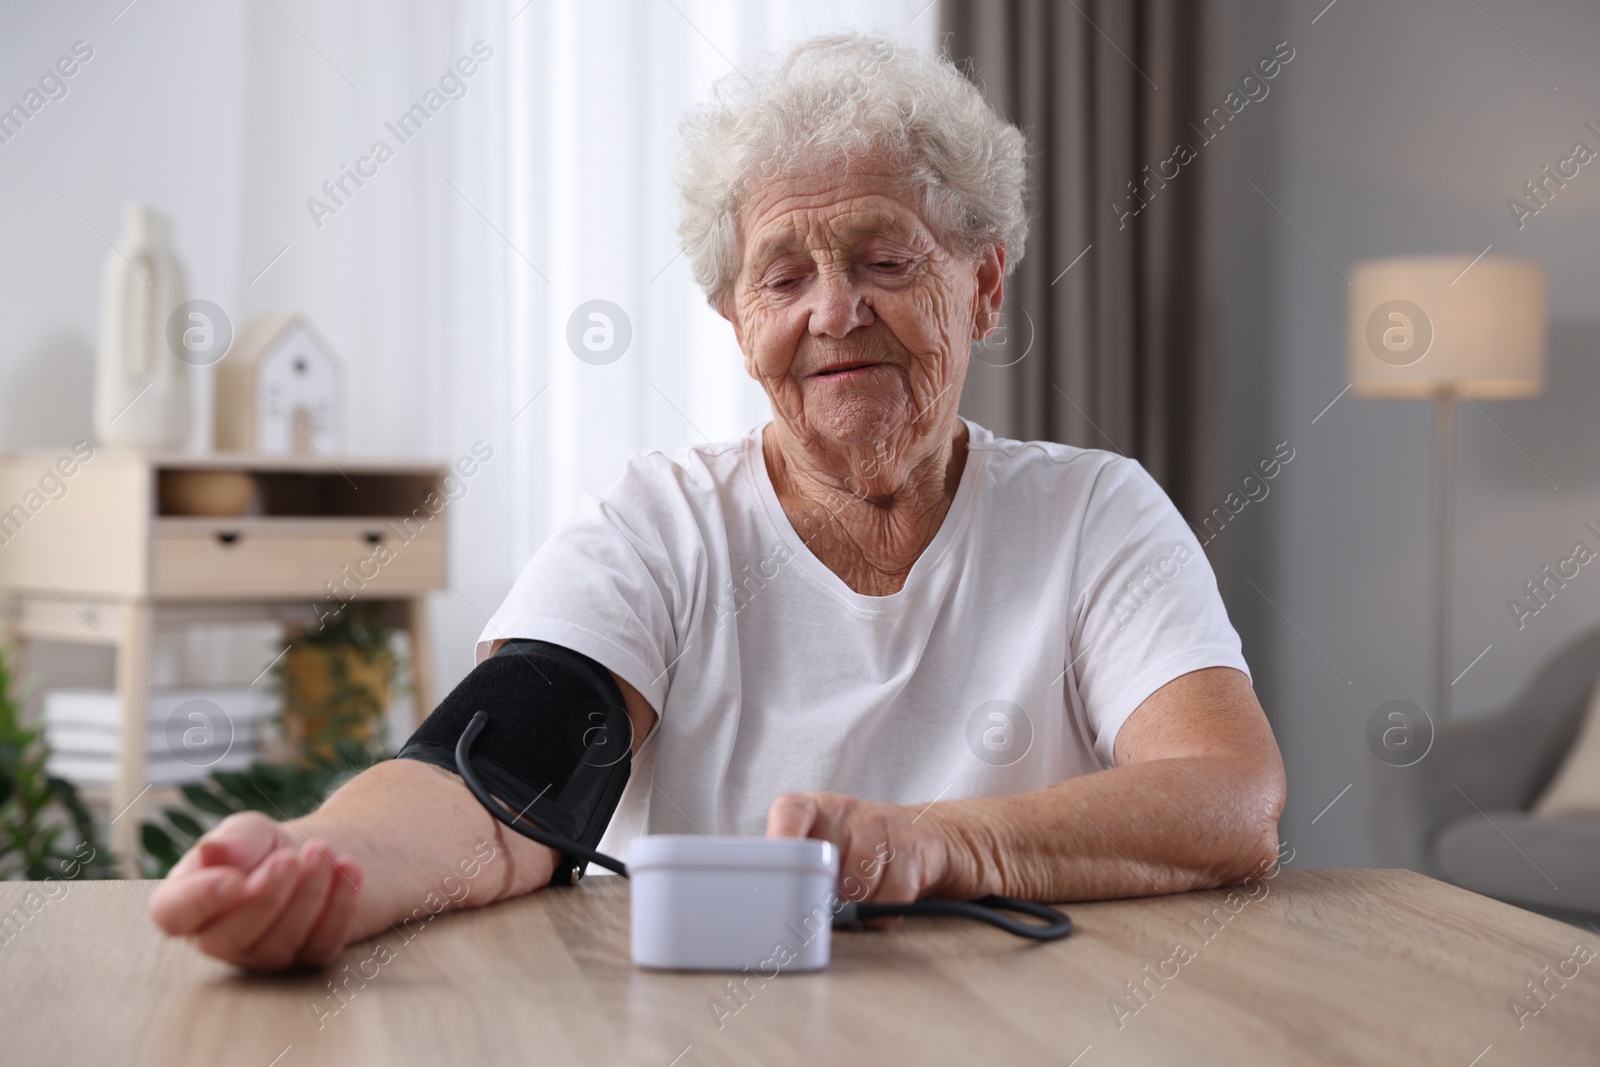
[241,0,940,698]
[436,0,940,688]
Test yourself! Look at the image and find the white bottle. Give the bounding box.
[93,204,191,448]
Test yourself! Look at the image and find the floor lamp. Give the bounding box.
[1347,256,1545,723]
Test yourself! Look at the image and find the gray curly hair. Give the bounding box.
[675,32,1029,308]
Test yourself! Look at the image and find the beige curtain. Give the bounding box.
[941,0,1226,533]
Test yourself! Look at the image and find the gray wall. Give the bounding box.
[1216,0,1600,866]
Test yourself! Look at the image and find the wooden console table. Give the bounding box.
[0,448,449,874]
[1,869,1596,1065]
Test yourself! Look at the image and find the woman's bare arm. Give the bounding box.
[149,665,658,970]
[766,667,1288,906]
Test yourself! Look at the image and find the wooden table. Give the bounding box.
[2,869,1596,1066]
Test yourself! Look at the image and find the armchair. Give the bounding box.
[1368,624,1600,926]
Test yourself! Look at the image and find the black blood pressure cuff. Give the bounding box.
[394,639,632,885]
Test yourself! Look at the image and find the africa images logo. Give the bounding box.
[1365,299,1433,367]
[965,700,1033,767]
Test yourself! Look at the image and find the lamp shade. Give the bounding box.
[1347,255,1545,399]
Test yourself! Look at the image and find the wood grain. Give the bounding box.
[1,869,1596,1066]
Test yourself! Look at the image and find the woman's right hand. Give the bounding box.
[147,811,364,971]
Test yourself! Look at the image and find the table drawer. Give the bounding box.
[150,520,446,599]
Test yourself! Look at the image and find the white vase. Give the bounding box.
[93,204,191,448]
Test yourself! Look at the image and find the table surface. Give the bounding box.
[2,869,1597,1066]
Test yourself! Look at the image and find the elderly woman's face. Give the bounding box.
[725,159,1000,452]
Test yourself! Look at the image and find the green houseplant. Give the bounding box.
[139,608,400,877]
[0,646,114,880]
[276,606,398,763]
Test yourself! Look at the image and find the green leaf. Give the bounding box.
[180,784,237,816]
[163,808,206,840]
[0,646,112,878]
[211,770,267,807]
[141,823,183,872]
[48,776,101,844]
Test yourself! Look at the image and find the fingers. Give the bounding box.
[195,812,285,871]
[149,812,291,936]
[160,810,283,882]
[189,849,304,963]
[235,840,338,971]
[866,823,917,905]
[769,793,945,931]
[148,812,365,971]
[831,810,905,930]
[765,792,819,838]
[765,792,933,928]
[148,864,249,936]
[297,855,363,968]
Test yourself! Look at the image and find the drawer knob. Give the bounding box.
[364,531,384,545]
[215,531,241,546]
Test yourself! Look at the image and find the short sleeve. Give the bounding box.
[1068,456,1252,766]
[477,453,696,713]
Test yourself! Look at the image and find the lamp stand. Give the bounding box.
[1431,386,1456,723]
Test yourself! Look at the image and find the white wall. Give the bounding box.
[0,0,939,723]
[0,0,247,451]
[1216,0,1600,866]
[0,1,250,696]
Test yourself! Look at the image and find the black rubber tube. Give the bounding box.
[455,710,630,877]
[837,895,1073,941]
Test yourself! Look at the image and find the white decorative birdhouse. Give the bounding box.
[216,314,343,454]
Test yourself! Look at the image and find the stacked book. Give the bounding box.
[44,688,277,787]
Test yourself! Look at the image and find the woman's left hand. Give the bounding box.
[765,791,958,919]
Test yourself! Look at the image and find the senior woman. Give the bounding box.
[150,33,1284,971]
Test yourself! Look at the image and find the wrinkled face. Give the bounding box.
[722,158,999,453]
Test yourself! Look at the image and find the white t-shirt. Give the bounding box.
[478,417,1251,858]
